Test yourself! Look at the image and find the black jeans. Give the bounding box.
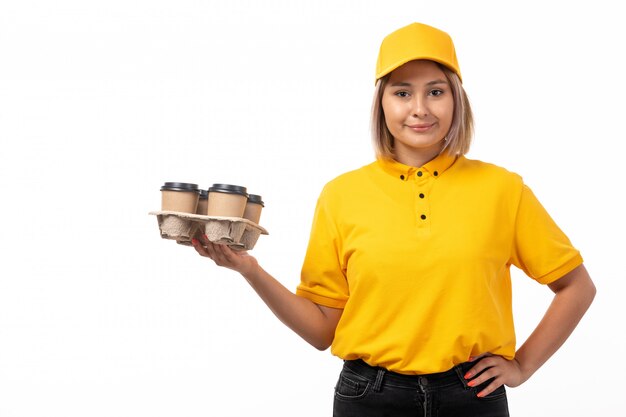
[334,359,509,417]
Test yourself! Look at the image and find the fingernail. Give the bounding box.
[467,380,476,387]
[477,392,485,398]
[464,372,472,379]
[191,238,198,244]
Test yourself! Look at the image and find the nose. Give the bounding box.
[411,96,428,118]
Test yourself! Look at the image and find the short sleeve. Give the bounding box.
[296,186,349,308]
[510,184,583,284]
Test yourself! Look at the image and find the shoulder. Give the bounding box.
[455,156,524,189]
[320,162,377,196]
[311,162,377,214]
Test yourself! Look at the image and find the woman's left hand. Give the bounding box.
[464,354,527,397]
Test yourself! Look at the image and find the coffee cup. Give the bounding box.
[207,184,248,217]
[160,182,200,213]
[243,194,264,224]
[196,189,209,215]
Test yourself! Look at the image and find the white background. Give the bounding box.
[1,1,624,416]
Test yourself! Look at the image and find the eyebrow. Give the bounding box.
[390,79,448,87]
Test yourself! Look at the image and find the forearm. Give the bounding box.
[191,239,339,350]
[515,265,596,381]
[241,265,338,350]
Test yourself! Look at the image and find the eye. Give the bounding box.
[395,91,410,98]
[430,89,444,97]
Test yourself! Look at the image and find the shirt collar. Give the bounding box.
[376,151,458,181]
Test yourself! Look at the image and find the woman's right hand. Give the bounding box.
[191,235,259,277]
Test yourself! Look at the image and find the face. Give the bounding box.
[381,60,454,165]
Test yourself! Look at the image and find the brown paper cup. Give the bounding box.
[242,194,264,224]
[207,184,248,217]
[196,189,208,215]
[161,182,200,213]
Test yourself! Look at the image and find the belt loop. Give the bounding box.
[373,367,385,392]
[454,364,470,389]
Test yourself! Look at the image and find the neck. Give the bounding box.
[393,142,445,167]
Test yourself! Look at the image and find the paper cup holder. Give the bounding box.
[149,211,268,251]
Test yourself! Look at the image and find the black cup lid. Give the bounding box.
[247,194,264,206]
[161,182,199,192]
[208,183,248,197]
[199,189,208,199]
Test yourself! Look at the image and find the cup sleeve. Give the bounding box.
[509,184,583,285]
[296,187,349,309]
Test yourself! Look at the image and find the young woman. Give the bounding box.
[192,22,596,417]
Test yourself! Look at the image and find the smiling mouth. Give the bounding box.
[407,123,434,132]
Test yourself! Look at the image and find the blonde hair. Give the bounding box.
[371,63,474,160]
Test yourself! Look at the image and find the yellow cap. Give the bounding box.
[375,22,461,84]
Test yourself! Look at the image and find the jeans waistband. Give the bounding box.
[344,359,473,389]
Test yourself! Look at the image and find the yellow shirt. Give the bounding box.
[296,152,583,374]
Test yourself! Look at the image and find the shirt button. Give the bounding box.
[434,171,439,176]
[400,175,405,180]
[417,171,423,177]
[420,214,426,220]
[419,193,425,198]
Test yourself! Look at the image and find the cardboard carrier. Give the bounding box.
[149,211,268,251]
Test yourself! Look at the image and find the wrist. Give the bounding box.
[241,262,262,282]
[513,356,536,383]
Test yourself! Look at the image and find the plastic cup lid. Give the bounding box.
[208,183,248,197]
[247,194,265,206]
[161,182,199,192]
